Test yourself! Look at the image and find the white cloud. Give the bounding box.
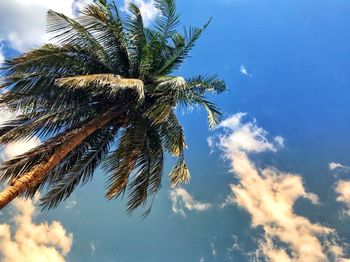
[240,65,252,77]
[0,46,4,66]
[0,110,40,162]
[0,196,73,262]
[170,188,211,217]
[211,113,348,262]
[122,0,159,25]
[0,0,91,52]
[3,138,41,160]
[64,200,77,209]
[329,162,350,172]
[335,180,350,217]
[210,241,217,257]
[226,234,242,259]
[90,241,96,254]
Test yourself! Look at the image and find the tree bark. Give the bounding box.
[0,109,121,209]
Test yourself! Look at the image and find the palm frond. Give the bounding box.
[105,120,147,199]
[40,125,118,209]
[154,0,180,41]
[159,111,186,157]
[169,156,190,187]
[125,3,146,78]
[187,75,226,94]
[127,125,163,214]
[157,18,212,75]
[47,10,114,71]
[80,2,131,75]
[191,96,222,129]
[56,74,145,100]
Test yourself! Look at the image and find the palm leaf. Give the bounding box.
[40,125,118,209]
[157,18,212,75]
[154,0,180,41]
[56,74,145,100]
[105,120,147,199]
[169,156,190,187]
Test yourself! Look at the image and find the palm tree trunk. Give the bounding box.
[0,109,122,209]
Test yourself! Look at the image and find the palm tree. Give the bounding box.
[0,0,226,215]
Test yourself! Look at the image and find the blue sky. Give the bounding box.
[1,0,350,261]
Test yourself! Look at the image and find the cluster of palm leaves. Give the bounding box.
[0,0,226,215]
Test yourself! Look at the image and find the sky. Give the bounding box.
[1,0,350,261]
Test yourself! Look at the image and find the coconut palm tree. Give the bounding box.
[0,0,226,215]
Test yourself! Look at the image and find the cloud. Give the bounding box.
[0,110,41,162]
[0,196,73,262]
[0,0,91,52]
[210,241,217,257]
[226,234,242,259]
[122,0,159,25]
[2,138,41,160]
[240,65,252,77]
[211,113,348,261]
[329,162,350,172]
[64,200,77,209]
[335,180,350,217]
[170,188,211,217]
[90,241,96,254]
[0,46,4,66]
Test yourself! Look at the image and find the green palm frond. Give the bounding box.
[81,1,131,74]
[47,10,113,71]
[40,125,118,209]
[105,120,147,199]
[125,3,146,78]
[127,125,163,213]
[187,75,226,94]
[157,18,212,75]
[159,111,186,157]
[154,0,180,41]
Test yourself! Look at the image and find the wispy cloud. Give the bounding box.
[170,188,211,217]
[329,162,350,172]
[64,200,77,209]
[0,196,73,262]
[210,241,217,257]
[90,241,96,254]
[240,65,252,78]
[210,113,348,261]
[122,0,159,26]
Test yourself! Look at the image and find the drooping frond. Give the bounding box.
[194,97,222,129]
[159,111,186,157]
[39,125,118,209]
[56,74,145,100]
[169,156,190,187]
[127,125,164,213]
[105,120,147,199]
[0,106,103,144]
